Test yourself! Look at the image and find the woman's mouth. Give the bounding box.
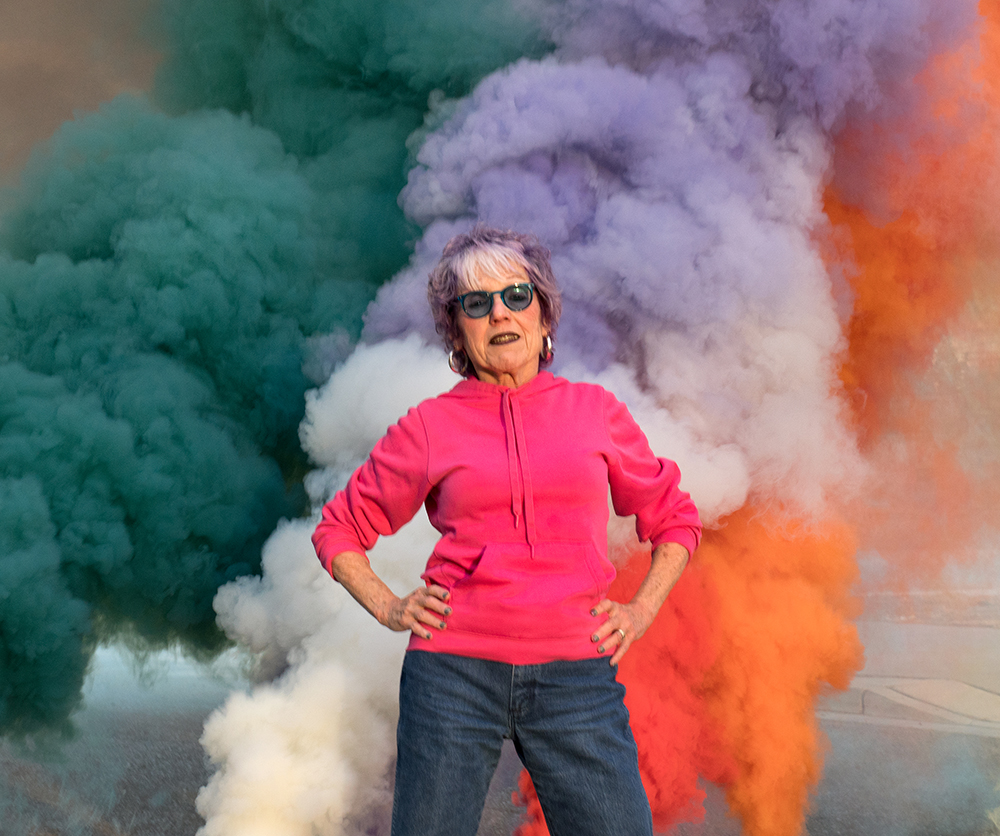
[490,333,519,345]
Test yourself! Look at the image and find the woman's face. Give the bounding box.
[453,266,548,388]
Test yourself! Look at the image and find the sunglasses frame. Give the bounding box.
[455,283,536,319]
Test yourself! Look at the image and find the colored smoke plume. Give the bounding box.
[0,0,545,735]
[2,0,1000,834]
[512,529,730,836]
[829,0,1000,592]
[197,1,1000,835]
[514,511,861,836]
[690,513,861,836]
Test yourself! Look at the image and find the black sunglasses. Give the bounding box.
[455,283,535,318]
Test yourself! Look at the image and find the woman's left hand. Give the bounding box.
[589,599,655,666]
[589,541,690,665]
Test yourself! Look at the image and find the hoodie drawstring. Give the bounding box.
[501,389,537,556]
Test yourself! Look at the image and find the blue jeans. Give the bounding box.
[391,651,654,836]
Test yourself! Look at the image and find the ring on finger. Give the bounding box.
[615,628,626,642]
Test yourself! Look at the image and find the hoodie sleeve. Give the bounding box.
[602,390,702,556]
[312,406,432,577]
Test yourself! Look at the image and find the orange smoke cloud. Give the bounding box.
[689,512,862,836]
[828,0,1000,584]
[512,537,729,836]
[514,511,862,836]
[611,542,735,833]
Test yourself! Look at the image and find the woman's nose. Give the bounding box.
[489,298,511,322]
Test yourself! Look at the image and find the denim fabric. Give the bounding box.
[391,651,653,836]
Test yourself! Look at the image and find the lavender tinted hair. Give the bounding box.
[427,226,562,371]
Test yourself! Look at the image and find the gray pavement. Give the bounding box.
[1,622,998,835]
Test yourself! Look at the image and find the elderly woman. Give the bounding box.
[312,226,701,836]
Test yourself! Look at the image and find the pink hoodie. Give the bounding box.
[312,371,701,664]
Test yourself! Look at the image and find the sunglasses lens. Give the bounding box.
[502,284,533,311]
[461,292,492,317]
[457,283,534,317]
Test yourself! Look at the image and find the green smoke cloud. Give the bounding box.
[0,0,549,734]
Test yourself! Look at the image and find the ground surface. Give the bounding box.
[2,617,999,836]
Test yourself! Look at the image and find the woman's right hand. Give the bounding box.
[330,551,452,639]
[384,585,452,639]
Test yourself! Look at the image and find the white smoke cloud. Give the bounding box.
[198,340,454,834]
[196,1,980,833]
[199,516,447,835]
[299,334,457,475]
[199,513,442,835]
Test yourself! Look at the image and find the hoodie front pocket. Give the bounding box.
[446,541,611,639]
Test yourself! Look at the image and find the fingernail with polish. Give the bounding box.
[591,634,599,642]
[444,607,452,616]
[597,645,605,653]
[590,609,597,617]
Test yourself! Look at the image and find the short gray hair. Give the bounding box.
[427,226,562,372]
